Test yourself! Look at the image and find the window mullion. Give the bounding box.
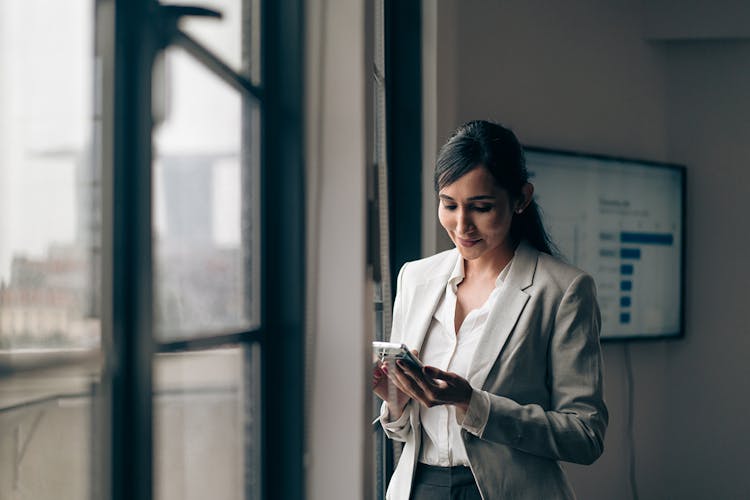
[105,1,159,500]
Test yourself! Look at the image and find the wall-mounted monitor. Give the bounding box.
[525,148,686,341]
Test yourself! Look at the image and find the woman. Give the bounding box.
[373,121,608,500]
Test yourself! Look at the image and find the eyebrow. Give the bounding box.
[439,194,495,202]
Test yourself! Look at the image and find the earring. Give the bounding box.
[515,208,524,214]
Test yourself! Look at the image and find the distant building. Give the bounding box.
[160,155,216,248]
[0,249,97,348]
[154,153,248,338]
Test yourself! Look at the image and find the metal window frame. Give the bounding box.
[98,1,306,500]
[103,1,157,498]
[385,0,422,286]
[259,0,306,497]
[373,0,423,495]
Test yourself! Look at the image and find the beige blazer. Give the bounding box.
[382,241,608,500]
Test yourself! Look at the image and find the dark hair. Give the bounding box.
[434,120,556,255]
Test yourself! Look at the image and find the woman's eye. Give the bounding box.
[473,205,493,213]
[443,205,457,211]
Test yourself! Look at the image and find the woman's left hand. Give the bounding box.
[388,359,474,413]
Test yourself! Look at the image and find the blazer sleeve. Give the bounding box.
[378,262,417,442]
[475,273,608,465]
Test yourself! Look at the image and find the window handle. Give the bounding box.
[156,4,222,45]
[160,5,222,22]
[152,4,223,126]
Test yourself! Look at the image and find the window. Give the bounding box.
[371,0,423,496]
[0,1,99,498]
[149,2,262,498]
[0,0,304,499]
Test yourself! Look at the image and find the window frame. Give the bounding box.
[0,1,304,497]
[99,1,305,499]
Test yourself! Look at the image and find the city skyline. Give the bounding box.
[0,0,247,345]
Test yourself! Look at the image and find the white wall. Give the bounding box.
[660,40,750,499]
[306,0,373,498]
[425,1,750,498]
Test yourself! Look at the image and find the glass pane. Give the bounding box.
[154,347,255,500]
[0,363,98,499]
[153,46,258,340]
[160,0,261,84]
[0,0,99,353]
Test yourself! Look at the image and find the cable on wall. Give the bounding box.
[623,342,640,500]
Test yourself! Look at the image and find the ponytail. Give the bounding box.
[510,201,557,255]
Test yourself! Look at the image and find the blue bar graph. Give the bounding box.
[620,296,631,307]
[620,264,634,275]
[620,312,631,324]
[620,280,632,291]
[620,248,641,259]
[620,232,674,245]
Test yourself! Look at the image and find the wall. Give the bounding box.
[306,0,373,498]
[425,1,750,498]
[661,40,750,499]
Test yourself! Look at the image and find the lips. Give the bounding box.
[457,236,481,247]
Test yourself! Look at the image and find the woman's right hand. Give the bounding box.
[372,361,411,420]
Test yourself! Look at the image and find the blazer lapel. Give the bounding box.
[401,251,457,355]
[468,241,539,389]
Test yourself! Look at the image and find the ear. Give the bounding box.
[515,183,534,214]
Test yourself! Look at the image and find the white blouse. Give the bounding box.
[382,252,511,466]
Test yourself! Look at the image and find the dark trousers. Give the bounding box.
[410,463,482,500]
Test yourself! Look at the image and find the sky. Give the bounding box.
[0,0,90,279]
[0,0,243,280]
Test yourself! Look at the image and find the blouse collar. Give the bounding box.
[448,249,515,294]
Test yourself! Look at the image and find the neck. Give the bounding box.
[464,239,518,280]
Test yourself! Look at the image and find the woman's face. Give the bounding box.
[438,166,520,262]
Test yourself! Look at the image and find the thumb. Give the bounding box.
[423,365,448,378]
[424,366,462,382]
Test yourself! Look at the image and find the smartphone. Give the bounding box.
[372,341,424,369]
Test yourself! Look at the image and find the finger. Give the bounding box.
[395,359,422,380]
[392,377,422,404]
[420,368,472,405]
[389,363,420,393]
[423,366,463,385]
[383,362,409,389]
[422,365,450,379]
[418,365,465,404]
[392,360,425,388]
[390,364,428,402]
[396,361,445,406]
[396,360,436,395]
[393,374,430,406]
[398,361,437,396]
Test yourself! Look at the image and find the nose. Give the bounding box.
[455,207,474,235]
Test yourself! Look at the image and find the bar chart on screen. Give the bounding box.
[528,149,684,340]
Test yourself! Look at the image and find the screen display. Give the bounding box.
[526,148,685,340]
